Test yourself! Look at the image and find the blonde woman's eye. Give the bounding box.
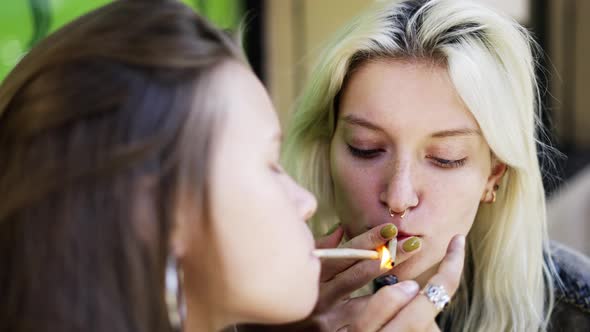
[429,156,467,168]
[347,144,382,159]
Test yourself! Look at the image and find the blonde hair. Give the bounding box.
[283,0,556,331]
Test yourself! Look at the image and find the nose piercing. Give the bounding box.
[400,209,408,219]
[389,208,409,219]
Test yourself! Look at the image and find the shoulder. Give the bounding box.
[551,242,590,279]
[548,242,590,331]
[551,241,590,310]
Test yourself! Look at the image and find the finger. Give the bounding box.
[349,281,419,332]
[342,224,397,250]
[320,295,371,332]
[316,225,348,282]
[321,224,397,279]
[425,234,466,300]
[319,253,373,283]
[373,236,422,281]
[383,235,466,331]
[319,259,382,307]
[316,225,344,249]
[391,236,423,267]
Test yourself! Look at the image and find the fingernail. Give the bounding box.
[402,236,421,252]
[325,223,340,236]
[396,280,419,296]
[380,224,398,239]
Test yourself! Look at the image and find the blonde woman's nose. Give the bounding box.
[379,166,419,214]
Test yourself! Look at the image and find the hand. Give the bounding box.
[348,234,466,332]
[313,223,422,316]
[238,223,423,331]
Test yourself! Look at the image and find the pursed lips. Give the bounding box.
[365,224,422,239]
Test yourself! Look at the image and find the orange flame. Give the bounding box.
[377,245,393,270]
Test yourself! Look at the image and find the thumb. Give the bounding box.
[316,224,344,249]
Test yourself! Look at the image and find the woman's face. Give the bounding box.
[330,59,502,284]
[208,61,319,323]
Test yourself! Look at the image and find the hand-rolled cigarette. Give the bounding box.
[312,248,380,260]
[388,238,398,266]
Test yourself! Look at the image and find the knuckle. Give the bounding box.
[368,231,382,246]
[348,320,364,332]
[346,264,371,284]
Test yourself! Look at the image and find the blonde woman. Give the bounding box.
[246,0,590,331]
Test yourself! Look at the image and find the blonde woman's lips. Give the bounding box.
[366,225,420,239]
[396,231,418,240]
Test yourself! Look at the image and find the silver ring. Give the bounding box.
[419,283,450,312]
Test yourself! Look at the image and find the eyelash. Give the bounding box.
[347,144,383,159]
[348,144,466,168]
[427,156,467,168]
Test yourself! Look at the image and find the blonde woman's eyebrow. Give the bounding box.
[430,128,481,138]
[342,114,480,139]
[341,114,383,131]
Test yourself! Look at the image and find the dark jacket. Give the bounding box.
[548,242,590,331]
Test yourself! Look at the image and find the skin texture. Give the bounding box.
[330,59,505,286]
[175,61,320,330]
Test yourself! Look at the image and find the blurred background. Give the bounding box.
[1,0,589,252]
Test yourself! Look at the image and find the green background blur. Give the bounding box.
[0,0,243,81]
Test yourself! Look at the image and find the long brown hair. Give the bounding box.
[0,1,243,331]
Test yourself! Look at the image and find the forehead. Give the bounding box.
[340,59,477,130]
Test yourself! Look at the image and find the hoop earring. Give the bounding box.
[166,256,185,330]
